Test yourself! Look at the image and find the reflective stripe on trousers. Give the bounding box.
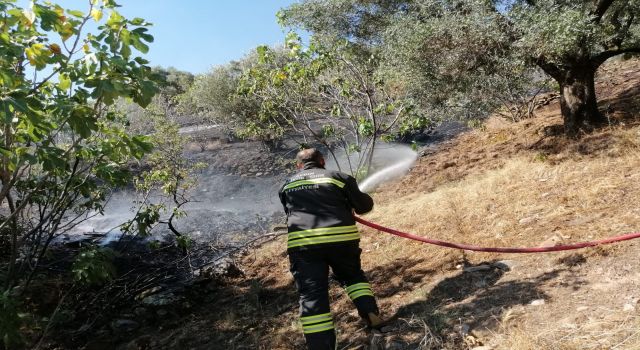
[288,225,360,249]
[301,312,334,334]
[345,282,374,301]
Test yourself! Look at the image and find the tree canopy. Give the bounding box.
[237,35,427,175]
[0,1,159,344]
[280,0,640,135]
[179,52,265,135]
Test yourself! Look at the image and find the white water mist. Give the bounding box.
[358,144,418,193]
[325,143,418,193]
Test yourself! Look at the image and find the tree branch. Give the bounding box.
[30,4,94,94]
[590,0,616,23]
[593,47,640,67]
[534,56,563,81]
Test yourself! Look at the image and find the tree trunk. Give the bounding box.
[557,66,606,136]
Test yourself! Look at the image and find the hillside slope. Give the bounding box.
[143,58,640,350]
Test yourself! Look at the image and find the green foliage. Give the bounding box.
[151,67,195,123]
[509,0,640,66]
[71,245,116,286]
[122,67,196,135]
[381,0,530,122]
[0,291,22,349]
[179,52,266,137]
[122,204,162,236]
[357,117,374,137]
[148,240,161,250]
[398,105,435,136]
[123,114,204,238]
[118,70,206,227]
[282,0,640,134]
[238,35,426,175]
[176,235,192,250]
[0,0,157,289]
[279,0,410,45]
[154,67,195,98]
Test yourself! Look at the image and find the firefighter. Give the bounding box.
[279,148,385,350]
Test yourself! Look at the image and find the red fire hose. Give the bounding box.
[355,216,640,253]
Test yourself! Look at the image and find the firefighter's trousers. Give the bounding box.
[288,242,379,350]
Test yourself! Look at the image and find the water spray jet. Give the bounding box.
[325,143,418,193]
[358,144,418,193]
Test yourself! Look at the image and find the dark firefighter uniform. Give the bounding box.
[279,161,379,350]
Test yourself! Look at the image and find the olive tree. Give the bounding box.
[280,0,544,127]
[122,66,195,135]
[278,0,413,47]
[151,67,194,121]
[384,0,640,134]
[380,0,554,126]
[507,0,640,134]
[282,0,640,135]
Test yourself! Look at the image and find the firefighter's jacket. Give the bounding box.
[279,162,374,252]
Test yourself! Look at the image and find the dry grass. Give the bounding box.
[265,59,640,349]
[145,58,640,350]
[352,117,640,348]
[495,314,640,350]
[353,151,640,348]
[366,149,640,253]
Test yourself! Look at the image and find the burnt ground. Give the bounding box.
[129,57,640,350]
[26,57,640,350]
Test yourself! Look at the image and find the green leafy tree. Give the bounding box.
[151,66,194,121]
[507,0,640,134]
[120,66,195,135]
[179,51,277,140]
[278,0,413,47]
[282,0,640,135]
[385,0,640,134]
[112,73,203,247]
[382,0,542,124]
[239,35,425,176]
[0,0,157,295]
[280,0,543,127]
[123,112,205,242]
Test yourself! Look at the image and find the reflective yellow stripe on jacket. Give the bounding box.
[288,225,359,249]
[283,177,345,191]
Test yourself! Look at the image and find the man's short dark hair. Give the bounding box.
[296,148,324,164]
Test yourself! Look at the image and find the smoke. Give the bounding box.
[65,142,417,244]
[65,171,286,244]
